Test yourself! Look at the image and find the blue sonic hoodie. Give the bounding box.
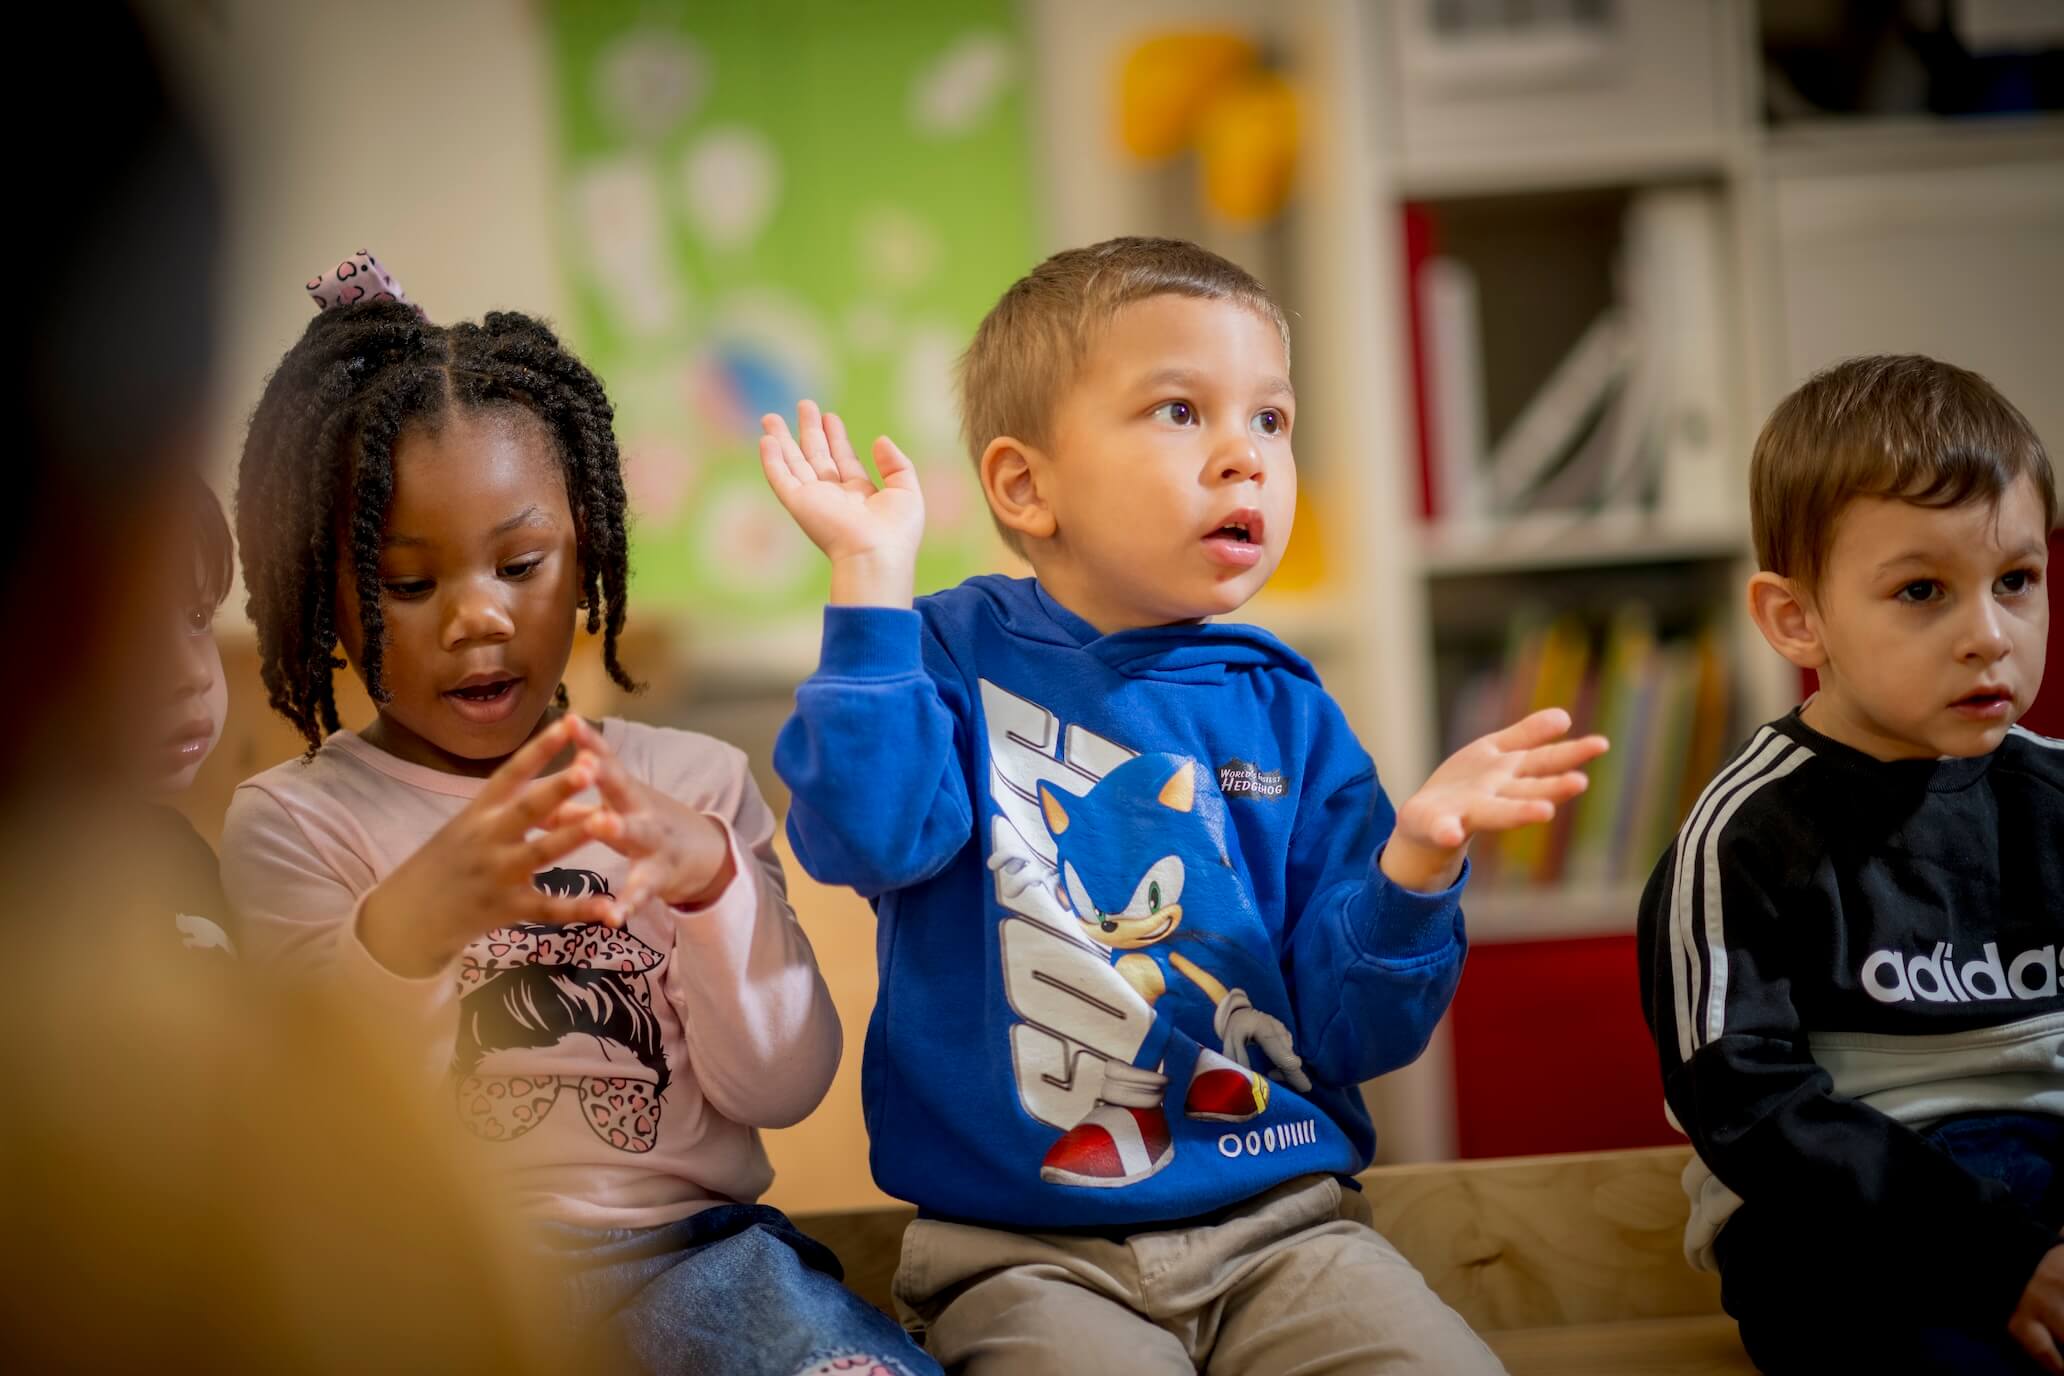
[775,576,1466,1228]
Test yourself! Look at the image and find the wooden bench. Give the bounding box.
[793,1145,1755,1375]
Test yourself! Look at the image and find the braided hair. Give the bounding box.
[237,302,635,754]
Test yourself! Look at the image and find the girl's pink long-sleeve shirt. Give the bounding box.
[221,718,840,1230]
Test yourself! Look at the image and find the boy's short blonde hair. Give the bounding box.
[958,236,1290,553]
[1751,354,2055,591]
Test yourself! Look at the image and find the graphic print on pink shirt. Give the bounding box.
[452,867,670,1153]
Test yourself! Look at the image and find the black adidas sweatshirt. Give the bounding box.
[1636,711,2064,1322]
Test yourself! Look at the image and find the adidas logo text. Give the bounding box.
[1861,941,2060,1005]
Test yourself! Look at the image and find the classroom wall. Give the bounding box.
[144,0,571,530]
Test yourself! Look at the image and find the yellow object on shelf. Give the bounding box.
[1269,483,1327,593]
[1116,32,1260,161]
[1196,69,1299,225]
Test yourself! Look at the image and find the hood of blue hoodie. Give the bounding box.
[952,575,1321,688]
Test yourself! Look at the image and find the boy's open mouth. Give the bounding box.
[1201,509,1266,568]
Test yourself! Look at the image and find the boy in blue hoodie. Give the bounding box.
[761,237,1606,1374]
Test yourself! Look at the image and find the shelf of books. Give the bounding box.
[1437,597,1738,938]
[1360,0,2063,1163]
[1397,168,1762,942]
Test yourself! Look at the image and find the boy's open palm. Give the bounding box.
[760,401,924,606]
[1382,707,1608,893]
[358,716,617,978]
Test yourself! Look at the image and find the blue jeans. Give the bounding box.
[1718,1112,2063,1376]
[541,1203,940,1376]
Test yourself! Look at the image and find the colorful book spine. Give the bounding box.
[1461,604,1733,895]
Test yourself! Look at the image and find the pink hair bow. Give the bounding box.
[306,250,415,313]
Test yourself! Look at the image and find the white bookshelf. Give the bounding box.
[1761,111,2064,176]
[1393,139,1741,202]
[1333,0,2057,929]
[1368,0,1786,784]
[1343,2,2060,783]
[1415,513,1746,580]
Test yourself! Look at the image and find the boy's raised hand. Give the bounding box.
[1381,707,1609,894]
[543,717,735,914]
[357,715,618,978]
[759,399,924,608]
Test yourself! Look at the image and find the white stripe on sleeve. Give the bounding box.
[1667,727,1783,1061]
[1699,744,1814,1048]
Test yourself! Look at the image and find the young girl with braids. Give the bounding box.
[221,256,937,1376]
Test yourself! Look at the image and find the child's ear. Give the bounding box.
[1747,571,1826,669]
[979,435,1057,542]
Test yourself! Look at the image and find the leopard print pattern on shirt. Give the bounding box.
[451,869,671,1153]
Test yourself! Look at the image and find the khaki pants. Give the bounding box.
[891,1173,1505,1375]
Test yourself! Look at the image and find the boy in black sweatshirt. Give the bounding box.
[1637,355,2062,1375]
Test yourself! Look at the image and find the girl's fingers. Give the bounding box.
[563,714,613,758]
[565,718,633,792]
[572,805,661,866]
[1515,735,1610,776]
[576,807,643,862]
[620,859,664,913]
[795,400,839,481]
[590,748,642,815]
[822,410,869,486]
[1488,707,1574,753]
[527,892,620,929]
[479,715,577,804]
[540,799,603,834]
[581,807,623,844]
[504,755,596,831]
[524,816,598,871]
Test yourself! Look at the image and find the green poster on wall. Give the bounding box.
[547,0,1033,629]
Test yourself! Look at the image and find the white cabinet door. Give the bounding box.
[1769,135,2064,450]
[1388,0,1745,190]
